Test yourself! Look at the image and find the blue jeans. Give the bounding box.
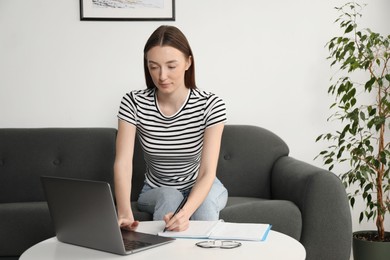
[137,178,228,221]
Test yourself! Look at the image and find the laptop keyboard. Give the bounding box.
[123,239,152,251]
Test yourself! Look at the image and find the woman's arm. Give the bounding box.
[164,123,225,231]
[114,120,139,230]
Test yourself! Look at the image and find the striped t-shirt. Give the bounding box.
[117,88,227,191]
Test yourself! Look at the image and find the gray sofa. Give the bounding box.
[0,125,352,260]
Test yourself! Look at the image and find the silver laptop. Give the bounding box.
[41,176,175,255]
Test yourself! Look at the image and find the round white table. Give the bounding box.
[20,221,306,260]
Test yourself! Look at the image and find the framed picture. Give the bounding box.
[80,0,175,21]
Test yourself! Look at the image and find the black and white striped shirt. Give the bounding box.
[118,88,227,191]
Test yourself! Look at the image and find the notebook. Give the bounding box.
[158,220,272,241]
[41,176,175,255]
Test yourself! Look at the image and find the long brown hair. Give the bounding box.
[143,25,196,89]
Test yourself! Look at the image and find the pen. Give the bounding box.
[163,196,188,232]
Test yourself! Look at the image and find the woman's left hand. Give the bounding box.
[163,209,190,232]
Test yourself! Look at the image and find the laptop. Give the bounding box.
[41,176,175,255]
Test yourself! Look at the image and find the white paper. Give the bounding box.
[209,222,272,241]
[158,220,272,241]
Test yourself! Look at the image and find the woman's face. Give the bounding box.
[146,46,191,95]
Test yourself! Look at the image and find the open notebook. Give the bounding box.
[158,220,272,241]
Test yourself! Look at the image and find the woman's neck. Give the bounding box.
[156,87,190,117]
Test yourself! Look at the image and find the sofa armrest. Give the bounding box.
[271,156,352,260]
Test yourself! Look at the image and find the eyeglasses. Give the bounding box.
[195,240,242,249]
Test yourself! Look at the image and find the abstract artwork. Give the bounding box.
[80,0,175,21]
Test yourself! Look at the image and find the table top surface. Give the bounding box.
[20,221,306,260]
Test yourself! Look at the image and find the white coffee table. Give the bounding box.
[20,221,306,260]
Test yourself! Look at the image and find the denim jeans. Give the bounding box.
[137,178,228,221]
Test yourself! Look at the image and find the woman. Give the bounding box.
[114,25,228,232]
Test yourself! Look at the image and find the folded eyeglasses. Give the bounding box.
[195,240,242,249]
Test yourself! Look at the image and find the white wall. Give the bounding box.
[1,0,389,234]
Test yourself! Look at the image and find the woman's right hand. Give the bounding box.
[118,217,139,231]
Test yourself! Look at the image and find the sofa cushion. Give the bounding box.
[220,197,302,240]
[131,201,153,221]
[0,202,54,256]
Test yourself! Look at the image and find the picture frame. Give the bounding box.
[80,0,175,21]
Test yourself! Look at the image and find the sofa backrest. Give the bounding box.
[216,125,289,198]
[0,128,117,203]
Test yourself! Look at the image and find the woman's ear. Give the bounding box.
[186,56,192,71]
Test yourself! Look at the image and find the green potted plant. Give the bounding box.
[316,1,390,259]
